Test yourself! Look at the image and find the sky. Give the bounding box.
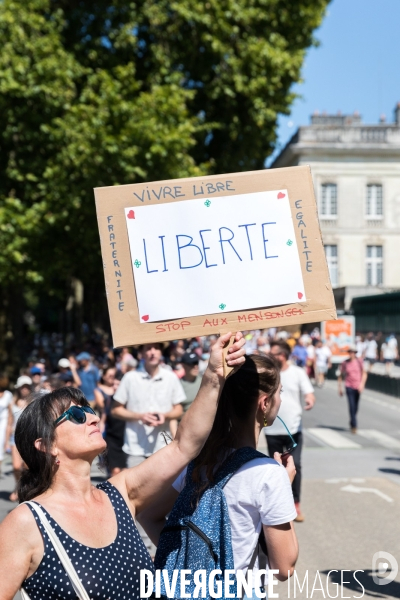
[266,0,400,165]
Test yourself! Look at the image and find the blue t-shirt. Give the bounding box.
[77,365,99,401]
[291,345,308,368]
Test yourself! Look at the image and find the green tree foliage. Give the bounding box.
[0,0,329,360]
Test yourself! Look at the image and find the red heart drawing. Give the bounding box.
[142,315,149,322]
[298,292,303,300]
[277,192,286,199]
[127,210,135,219]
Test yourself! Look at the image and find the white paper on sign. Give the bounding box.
[125,190,306,322]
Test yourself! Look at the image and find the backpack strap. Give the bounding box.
[21,502,91,600]
[214,447,266,488]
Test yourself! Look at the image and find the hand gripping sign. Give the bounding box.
[94,166,336,347]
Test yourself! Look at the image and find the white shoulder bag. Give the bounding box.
[20,501,91,600]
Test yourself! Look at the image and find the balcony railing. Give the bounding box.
[298,125,400,145]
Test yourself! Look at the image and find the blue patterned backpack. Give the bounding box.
[154,447,265,599]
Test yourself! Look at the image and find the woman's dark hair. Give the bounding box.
[15,387,89,502]
[192,354,280,493]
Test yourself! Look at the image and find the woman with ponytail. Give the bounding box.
[140,354,299,597]
[0,332,245,600]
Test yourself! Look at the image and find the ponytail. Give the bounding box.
[192,354,280,494]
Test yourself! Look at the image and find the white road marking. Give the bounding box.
[325,478,366,484]
[341,484,394,503]
[357,429,400,449]
[307,428,362,449]
[362,393,400,413]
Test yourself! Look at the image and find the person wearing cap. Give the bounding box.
[55,358,75,388]
[71,352,100,405]
[14,375,32,390]
[30,367,44,393]
[58,358,71,373]
[111,341,186,554]
[338,344,368,434]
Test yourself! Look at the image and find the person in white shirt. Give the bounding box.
[139,354,298,594]
[265,340,315,522]
[112,341,186,552]
[364,332,378,371]
[315,340,332,387]
[380,334,399,375]
[355,335,366,359]
[0,375,13,477]
[5,376,32,501]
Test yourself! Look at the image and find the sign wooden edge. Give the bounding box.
[94,165,337,347]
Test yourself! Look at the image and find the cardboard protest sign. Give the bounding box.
[321,316,355,363]
[94,166,336,347]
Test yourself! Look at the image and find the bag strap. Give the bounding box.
[21,501,91,600]
[20,588,31,600]
[240,530,267,599]
[247,538,259,572]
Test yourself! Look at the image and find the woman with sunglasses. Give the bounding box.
[139,354,299,598]
[0,332,245,600]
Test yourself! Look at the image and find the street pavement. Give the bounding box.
[260,380,400,600]
[1,382,400,599]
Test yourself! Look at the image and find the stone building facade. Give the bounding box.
[271,104,400,310]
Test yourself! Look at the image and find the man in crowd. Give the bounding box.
[364,332,378,371]
[30,366,44,393]
[291,337,308,368]
[112,341,185,553]
[70,351,100,405]
[338,344,368,434]
[265,340,315,522]
[57,357,72,375]
[380,334,399,375]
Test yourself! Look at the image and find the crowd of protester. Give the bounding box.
[0,326,397,507]
[0,328,301,512]
[0,322,398,600]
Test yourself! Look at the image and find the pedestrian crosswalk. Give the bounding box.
[356,429,400,449]
[304,427,400,450]
[307,428,361,449]
[257,427,400,452]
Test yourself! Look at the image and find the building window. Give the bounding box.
[366,245,383,286]
[366,184,383,218]
[324,245,338,287]
[320,184,337,217]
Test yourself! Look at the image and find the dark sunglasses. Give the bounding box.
[53,405,96,427]
[276,415,298,457]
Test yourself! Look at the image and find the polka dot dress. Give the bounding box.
[22,481,155,599]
